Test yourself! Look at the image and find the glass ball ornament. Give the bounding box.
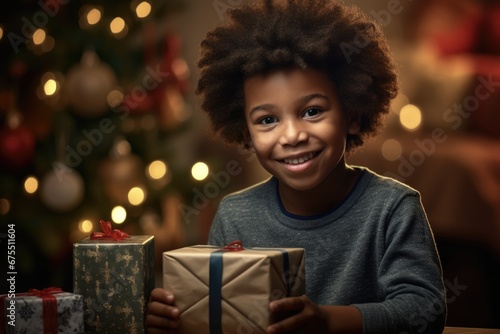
[65,50,117,118]
[0,124,35,171]
[0,111,36,172]
[40,167,85,212]
[98,138,145,204]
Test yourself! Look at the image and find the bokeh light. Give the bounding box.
[24,176,39,194]
[111,206,127,224]
[135,1,152,18]
[107,89,124,107]
[128,187,146,206]
[381,139,403,161]
[110,17,127,38]
[32,29,46,45]
[147,160,167,180]
[87,8,102,25]
[44,79,58,96]
[78,219,94,233]
[399,104,422,130]
[191,162,209,181]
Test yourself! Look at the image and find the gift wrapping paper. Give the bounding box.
[73,235,154,333]
[1,289,84,334]
[163,242,306,334]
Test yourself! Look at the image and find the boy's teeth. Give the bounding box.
[284,153,315,165]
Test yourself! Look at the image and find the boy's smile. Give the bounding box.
[243,67,360,214]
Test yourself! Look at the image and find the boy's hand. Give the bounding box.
[145,288,180,334]
[267,295,330,334]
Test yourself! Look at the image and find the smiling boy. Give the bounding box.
[146,0,447,333]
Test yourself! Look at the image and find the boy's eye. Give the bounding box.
[259,116,277,125]
[304,107,321,118]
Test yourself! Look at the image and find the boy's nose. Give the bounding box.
[278,120,309,146]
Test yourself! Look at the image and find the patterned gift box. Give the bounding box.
[163,241,306,334]
[1,288,84,334]
[73,221,154,334]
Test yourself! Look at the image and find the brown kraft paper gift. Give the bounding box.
[162,241,305,334]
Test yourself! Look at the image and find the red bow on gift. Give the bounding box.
[90,220,130,241]
[221,240,244,251]
[27,287,63,297]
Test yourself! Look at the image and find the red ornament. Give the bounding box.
[0,124,36,171]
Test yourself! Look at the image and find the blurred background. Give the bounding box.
[0,0,499,328]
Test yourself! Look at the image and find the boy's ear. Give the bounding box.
[347,114,361,135]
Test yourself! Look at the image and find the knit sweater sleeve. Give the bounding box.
[352,192,446,334]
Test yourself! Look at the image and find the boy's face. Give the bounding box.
[243,68,359,191]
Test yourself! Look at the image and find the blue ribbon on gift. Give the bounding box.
[209,251,224,334]
[208,241,292,334]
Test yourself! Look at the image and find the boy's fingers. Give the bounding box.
[148,300,180,318]
[150,288,175,305]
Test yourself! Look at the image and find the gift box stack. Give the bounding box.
[1,288,84,334]
[163,241,306,334]
[72,220,155,333]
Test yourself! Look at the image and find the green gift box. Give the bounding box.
[73,221,154,334]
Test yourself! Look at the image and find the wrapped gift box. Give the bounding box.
[73,226,154,334]
[1,288,84,334]
[163,241,305,334]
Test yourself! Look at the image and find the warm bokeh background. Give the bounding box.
[1,0,499,328]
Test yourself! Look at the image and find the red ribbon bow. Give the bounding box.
[221,240,245,251]
[90,219,130,241]
[27,287,63,297]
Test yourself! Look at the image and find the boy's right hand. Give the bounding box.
[145,288,180,333]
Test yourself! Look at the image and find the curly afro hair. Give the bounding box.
[196,0,398,152]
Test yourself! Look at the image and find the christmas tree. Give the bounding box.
[0,0,206,292]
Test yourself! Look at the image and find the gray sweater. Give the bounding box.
[207,167,446,333]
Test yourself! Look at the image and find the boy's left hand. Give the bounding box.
[267,295,330,334]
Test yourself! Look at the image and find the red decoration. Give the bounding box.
[221,240,244,252]
[90,219,130,241]
[0,124,35,171]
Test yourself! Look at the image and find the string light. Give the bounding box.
[87,8,102,25]
[37,72,63,104]
[111,206,127,224]
[147,160,167,180]
[191,162,209,181]
[32,29,46,45]
[0,25,3,41]
[110,17,128,38]
[135,1,152,18]
[44,79,58,96]
[110,17,125,33]
[128,187,146,206]
[399,104,422,131]
[78,219,94,233]
[24,176,39,194]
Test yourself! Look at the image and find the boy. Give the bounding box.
[146,0,447,333]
